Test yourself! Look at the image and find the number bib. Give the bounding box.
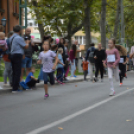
[107,55,115,63]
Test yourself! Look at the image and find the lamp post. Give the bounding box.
[1,17,7,33]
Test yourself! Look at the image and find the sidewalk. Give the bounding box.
[0,75,107,94]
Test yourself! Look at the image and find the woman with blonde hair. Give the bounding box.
[115,45,127,86]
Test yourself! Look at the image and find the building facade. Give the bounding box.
[0,0,19,35]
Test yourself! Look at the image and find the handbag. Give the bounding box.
[8,36,16,60]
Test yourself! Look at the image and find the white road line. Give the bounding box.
[27,87,134,134]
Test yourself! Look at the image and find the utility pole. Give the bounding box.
[121,0,125,44]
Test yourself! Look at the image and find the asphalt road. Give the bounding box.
[0,72,134,134]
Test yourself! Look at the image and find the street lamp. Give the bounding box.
[1,17,7,33]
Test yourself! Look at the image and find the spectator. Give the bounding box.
[86,43,96,81]
[0,24,4,32]
[9,25,29,93]
[69,44,77,77]
[21,28,34,81]
[3,31,14,86]
[74,40,81,76]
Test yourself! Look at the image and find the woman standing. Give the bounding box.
[94,43,106,82]
[115,45,127,86]
[103,39,120,96]
[69,44,77,77]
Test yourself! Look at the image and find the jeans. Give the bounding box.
[21,57,32,68]
[38,66,44,81]
[70,59,76,77]
[57,68,64,82]
[11,54,22,91]
[3,61,12,84]
[89,62,94,79]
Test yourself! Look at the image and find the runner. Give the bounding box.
[37,40,58,98]
[103,39,120,96]
[115,45,127,86]
[94,43,106,82]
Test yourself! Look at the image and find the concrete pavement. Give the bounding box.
[0,72,134,134]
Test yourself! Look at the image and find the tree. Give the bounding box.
[100,0,107,49]
[83,0,91,49]
[113,0,121,39]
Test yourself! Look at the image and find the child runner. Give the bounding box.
[103,38,120,96]
[25,67,39,89]
[82,58,89,81]
[37,41,58,98]
[56,48,65,83]
[115,45,127,86]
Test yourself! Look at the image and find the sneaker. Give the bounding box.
[74,75,77,78]
[12,89,23,93]
[120,83,123,86]
[44,94,49,98]
[94,78,98,82]
[109,90,115,96]
[101,79,103,82]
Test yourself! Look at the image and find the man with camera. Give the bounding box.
[21,28,34,81]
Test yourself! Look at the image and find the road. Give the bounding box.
[0,72,134,134]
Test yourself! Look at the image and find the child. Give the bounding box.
[82,58,89,81]
[37,40,58,98]
[115,45,127,86]
[0,32,7,55]
[56,48,65,83]
[103,38,120,96]
[25,67,39,89]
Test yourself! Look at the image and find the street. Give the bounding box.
[0,72,134,134]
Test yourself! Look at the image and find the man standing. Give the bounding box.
[10,25,29,93]
[21,28,34,81]
[74,40,81,77]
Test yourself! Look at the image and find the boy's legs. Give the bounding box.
[27,79,38,88]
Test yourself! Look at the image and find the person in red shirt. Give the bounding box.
[82,58,89,81]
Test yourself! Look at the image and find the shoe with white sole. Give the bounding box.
[109,90,115,96]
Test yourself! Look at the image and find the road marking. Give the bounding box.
[27,87,134,134]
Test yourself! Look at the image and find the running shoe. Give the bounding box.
[109,90,115,96]
[120,83,123,86]
[44,94,49,98]
[74,75,77,78]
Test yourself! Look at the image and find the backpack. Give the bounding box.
[88,47,95,63]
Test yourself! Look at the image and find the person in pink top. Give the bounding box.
[69,44,77,77]
[103,38,120,96]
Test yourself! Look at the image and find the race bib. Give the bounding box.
[107,55,115,63]
[119,58,124,63]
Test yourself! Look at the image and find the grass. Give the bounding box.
[0,67,83,82]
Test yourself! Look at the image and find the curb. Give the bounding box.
[0,77,86,94]
[0,75,108,94]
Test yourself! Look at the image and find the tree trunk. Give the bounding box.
[84,0,91,50]
[32,1,44,40]
[100,0,107,49]
[113,0,121,39]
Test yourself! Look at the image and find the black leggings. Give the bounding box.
[119,63,126,83]
[95,62,104,79]
[27,79,39,88]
